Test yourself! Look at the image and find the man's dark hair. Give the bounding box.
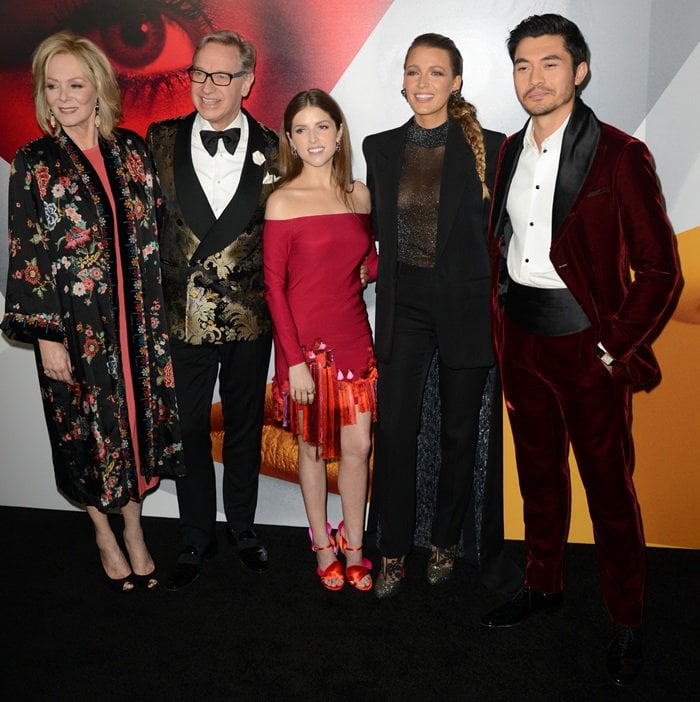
[507,13,590,69]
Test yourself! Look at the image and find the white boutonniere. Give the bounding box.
[262,172,280,185]
[252,150,266,166]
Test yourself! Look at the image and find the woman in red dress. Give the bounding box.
[263,89,377,591]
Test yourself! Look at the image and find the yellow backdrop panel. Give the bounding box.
[503,228,700,548]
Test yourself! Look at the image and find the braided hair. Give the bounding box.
[406,33,490,199]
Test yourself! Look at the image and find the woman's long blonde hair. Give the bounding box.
[32,31,121,140]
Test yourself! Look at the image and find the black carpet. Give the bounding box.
[1,506,697,701]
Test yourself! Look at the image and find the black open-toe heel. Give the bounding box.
[105,572,136,592]
[132,568,159,590]
[123,533,159,590]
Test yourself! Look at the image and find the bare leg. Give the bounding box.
[337,410,373,588]
[297,431,342,588]
[86,505,133,590]
[121,500,157,587]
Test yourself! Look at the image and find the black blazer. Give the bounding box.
[363,118,504,368]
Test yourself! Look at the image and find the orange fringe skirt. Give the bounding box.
[272,339,377,460]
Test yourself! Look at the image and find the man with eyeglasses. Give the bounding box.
[147,30,279,591]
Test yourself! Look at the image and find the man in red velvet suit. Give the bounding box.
[482,14,681,686]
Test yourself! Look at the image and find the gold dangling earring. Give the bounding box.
[49,111,57,130]
[94,99,101,130]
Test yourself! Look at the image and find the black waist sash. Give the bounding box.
[505,278,591,336]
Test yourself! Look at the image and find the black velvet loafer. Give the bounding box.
[229,528,269,573]
[166,543,217,591]
[481,585,564,627]
[606,625,643,686]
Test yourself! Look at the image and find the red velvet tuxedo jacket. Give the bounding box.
[490,99,681,391]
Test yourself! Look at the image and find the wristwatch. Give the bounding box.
[596,344,615,366]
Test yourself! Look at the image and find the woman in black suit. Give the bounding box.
[364,33,518,598]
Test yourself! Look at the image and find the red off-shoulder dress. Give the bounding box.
[263,212,378,459]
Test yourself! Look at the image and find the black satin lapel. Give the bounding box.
[190,113,266,262]
[552,100,601,236]
[436,120,477,261]
[491,127,525,241]
[174,112,215,239]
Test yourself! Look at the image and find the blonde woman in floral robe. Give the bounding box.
[1,32,184,591]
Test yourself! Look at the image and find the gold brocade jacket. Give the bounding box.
[147,110,279,344]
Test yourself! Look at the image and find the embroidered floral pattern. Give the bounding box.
[1,130,184,511]
[35,165,50,198]
[124,151,146,184]
[44,202,58,230]
[13,257,52,299]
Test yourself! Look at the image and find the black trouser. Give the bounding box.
[372,266,489,556]
[170,334,271,552]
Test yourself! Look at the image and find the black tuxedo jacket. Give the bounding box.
[363,118,504,368]
[147,109,279,345]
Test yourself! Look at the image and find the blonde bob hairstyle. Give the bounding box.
[32,31,122,140]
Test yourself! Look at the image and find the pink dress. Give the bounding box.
[84,146,159,498]
[263,212,378,459]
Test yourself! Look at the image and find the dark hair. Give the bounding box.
[507,14,590,69]
[279,89,355,208]
[405,33,490,199]
[407,32,463,79]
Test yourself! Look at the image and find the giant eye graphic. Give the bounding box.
[56,0,213,102]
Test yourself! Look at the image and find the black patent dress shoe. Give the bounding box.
[606,625,642,686]
[165,544,216,591]
[229,528,269,573]
[481,585,564,627]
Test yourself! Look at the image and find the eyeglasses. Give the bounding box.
[187,67,248,86]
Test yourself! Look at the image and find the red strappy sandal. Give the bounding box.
[336,520,373,591]
[308,522,344,591]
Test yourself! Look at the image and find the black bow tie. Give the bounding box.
[200,127,241,156]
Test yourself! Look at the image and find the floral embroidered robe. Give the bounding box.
[2,129,184,511]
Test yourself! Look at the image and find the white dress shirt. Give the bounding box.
[506,114,571,289]
[192,111,249,219]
